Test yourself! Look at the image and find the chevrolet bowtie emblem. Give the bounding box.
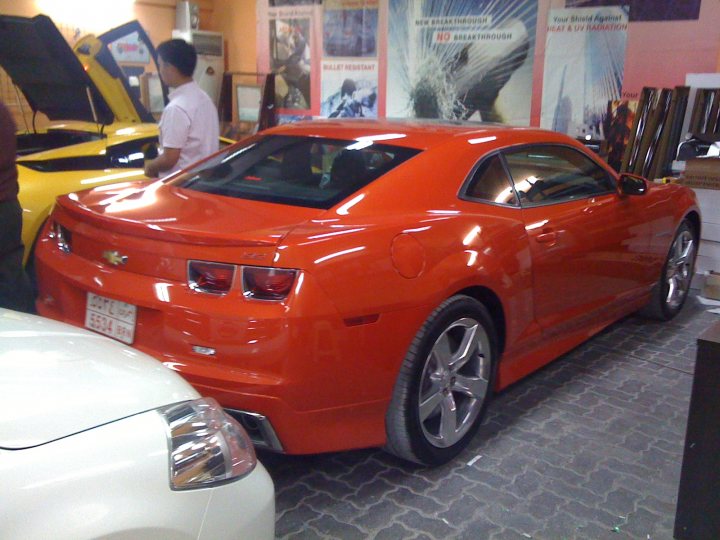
[102,250,128,266]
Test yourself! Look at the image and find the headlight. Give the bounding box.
[159,397,257,490]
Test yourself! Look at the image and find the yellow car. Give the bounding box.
[1,15,230,267]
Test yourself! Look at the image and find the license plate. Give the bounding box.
[85,293,137,345]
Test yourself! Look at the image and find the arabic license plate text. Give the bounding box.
[85,293,136,344]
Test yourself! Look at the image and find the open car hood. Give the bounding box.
[0,15,159,125]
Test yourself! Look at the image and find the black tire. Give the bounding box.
[385,295,498,466]
[640,219,697,321]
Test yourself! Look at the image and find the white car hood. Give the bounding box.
[0,310,198,449]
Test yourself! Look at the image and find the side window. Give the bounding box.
[504,146,616,206]
[463,154,519,206]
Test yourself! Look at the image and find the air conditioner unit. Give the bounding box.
[172,29,224,106]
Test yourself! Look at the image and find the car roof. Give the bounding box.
[262,119,562,150]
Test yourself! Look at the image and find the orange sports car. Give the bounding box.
[34,120,700,466]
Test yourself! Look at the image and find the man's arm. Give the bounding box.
[144,147,182,178]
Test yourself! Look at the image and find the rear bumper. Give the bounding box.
[35,240,422,454]
[226,409,284,452]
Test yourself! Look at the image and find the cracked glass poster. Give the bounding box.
[386,0,537,125]
[540,6,629,139]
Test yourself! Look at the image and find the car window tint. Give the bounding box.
[504,145,615,206]
[463,154,518,206]
[108,138,158,168]
[171,135,421,209]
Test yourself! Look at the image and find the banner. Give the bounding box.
[257,0,537,125]
[386,0,537,125]
[321,0,380,118]
[540,6,629,138]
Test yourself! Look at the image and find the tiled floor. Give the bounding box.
[260,294,718,539]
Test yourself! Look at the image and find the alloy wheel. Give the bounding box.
[418,317,491,448]
[664,229,695,311]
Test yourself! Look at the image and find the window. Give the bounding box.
[504,145,616,206]
[108,137,158,168]
[172,135,420,209]
[19,137,155,172]
[462,154,519,206]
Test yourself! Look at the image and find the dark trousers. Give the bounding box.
[0,198,34,313]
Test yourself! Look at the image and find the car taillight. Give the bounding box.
[242,266,297,301]
[188,260,236,295]
[47,220,72,253]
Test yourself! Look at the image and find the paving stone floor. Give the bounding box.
[259,294,718,540]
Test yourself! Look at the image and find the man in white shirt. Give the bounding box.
[144,39,219,178]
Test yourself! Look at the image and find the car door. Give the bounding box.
[458,152,539,362]
[503,144,653,335]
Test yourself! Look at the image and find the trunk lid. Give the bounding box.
[55,182,325,280]
[60,181,324,247]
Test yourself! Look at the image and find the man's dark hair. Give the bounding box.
[157,39,197,77]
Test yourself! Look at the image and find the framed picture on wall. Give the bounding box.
[219,72,275,139]
[235,84,263,122]
[140,72,165,116]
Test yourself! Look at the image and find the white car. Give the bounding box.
[0,309,275,540]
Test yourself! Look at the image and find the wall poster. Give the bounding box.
[321,0,379,118]
[540,6,629,139]
[269,15,313,111]
[324,0,378,57]
[321,61,378,118]
[565,0,701,22]
[386,0,537,125]
[256,1,320,123]
[257,0,536,125]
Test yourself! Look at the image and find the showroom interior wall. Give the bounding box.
[1,0,719,127]
[533,0,720,126]
[254,0,720,126]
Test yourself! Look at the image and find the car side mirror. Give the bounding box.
[618,173,648,196]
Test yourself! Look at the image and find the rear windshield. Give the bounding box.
[170,135,421,209]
